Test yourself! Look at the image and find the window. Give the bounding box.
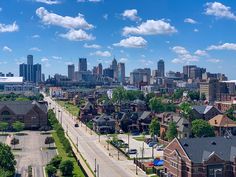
[1,111,10,115]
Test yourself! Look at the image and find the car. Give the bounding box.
[121,143,128,148]
[131,131,140,136]
[148,141,157,147]
[74,123,79,127]
[156,145,164,151]
[127,149,137,154]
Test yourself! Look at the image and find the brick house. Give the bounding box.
[79,101,97,123]
[163,136,236,177]
[0,101,47,129]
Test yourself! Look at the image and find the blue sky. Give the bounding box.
[0,0,236,79]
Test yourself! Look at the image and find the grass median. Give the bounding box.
[57,101,80,117]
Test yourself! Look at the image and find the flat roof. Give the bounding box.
[0,77,23,83]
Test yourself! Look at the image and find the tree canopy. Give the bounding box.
[0,143,16,176]
[191,119,215,138]
[12,121,25,132]
[149,118,160,137]
[0,122,8,134]
[179,102,193,120]
[112,87,144,103]
[59,160,74,176]
[166,122,177,141]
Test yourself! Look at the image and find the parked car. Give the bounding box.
[156,145,164,151]
[131,130,140,136]
[145,138,152,144]
[148,141,157,147]
[74,123,79,127]
[127,149,137,154]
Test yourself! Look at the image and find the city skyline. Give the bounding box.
[0,0,236,78]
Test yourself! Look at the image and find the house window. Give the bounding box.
[1,111,10,115]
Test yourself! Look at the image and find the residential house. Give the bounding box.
[192,105,221,121]
[157,112,191,139]
[131,99,147,112]
[92,115,116,134]
[79,101,97,122]
[137,111,153,132]
[208,114,236,136]
[97,101,115,114]
[163,136,236,177]
[0,101,47,129]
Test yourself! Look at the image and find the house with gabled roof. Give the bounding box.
[192,105,221,120]
[0,101,47,129]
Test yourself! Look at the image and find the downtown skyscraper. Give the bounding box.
[19,55,42,83]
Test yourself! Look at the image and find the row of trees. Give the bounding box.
[149,97,176,113]
[112,87,144,103]
[46,156,74,177]
[0,93,44,101]
[0,121,25,134]
[48,110,72,154]
[171,89,206,101]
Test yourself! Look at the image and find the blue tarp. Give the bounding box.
[153,159,164,166]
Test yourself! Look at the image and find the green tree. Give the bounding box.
[179,102,192,120]
[149,97,165,113]
[112,87,125,103]
[46,164,57,177]
[226,108,236,121]
[45,137,55,148]
[0,122,8,134]
[149,118,160,138]
[172,89,184,100]
[200,93,206,101]
[12,121,25,132]
[145,92,156,103]
[59,160,74,176]
[49,155,62,169]
[0,142,16,176]
[191,119,215,137]
[166,122,177,141]
[188,91,200,101]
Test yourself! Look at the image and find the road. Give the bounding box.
[45,96,148,177]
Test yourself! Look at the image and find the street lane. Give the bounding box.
[46,96,148,177]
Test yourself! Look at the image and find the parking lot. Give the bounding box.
[7,131,57,177]
[118,134,163,159]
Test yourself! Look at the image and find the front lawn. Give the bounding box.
[57,101,80,117]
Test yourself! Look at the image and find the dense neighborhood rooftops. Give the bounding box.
[179,136,236,163]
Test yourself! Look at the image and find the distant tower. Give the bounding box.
[111,58,118,80]
[33,64,42,83]
[27,55,34,82]
[68,64,75,80]
[78,58,87,72]
[157,59,165,77]
[118,63,125,84]
[98,63,103,75]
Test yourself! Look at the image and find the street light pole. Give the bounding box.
[94,158,97,175]
[97,164,99,177]
[135,153,138,175]
[128,133,130,152]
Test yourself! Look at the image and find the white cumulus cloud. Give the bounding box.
[122,9,141,21]
[36,7,93,29]
[113,36,147,48]
[29,47,41,52]
[194,50,208,56]
[0,22,19,33]
[184,18,197,24]
[207,58,221,63]
[35,0,61,5]
[90,50,111,57]
[205,2,236,20]
[171,46,199,64]
[207,43,236,51]
[84,43,101,49]
[2,46,12,52]
[60,29,95,41]
[123,19,177,36]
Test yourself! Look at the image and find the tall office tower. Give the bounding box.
[20,63,28,81]
[41,73,45,82]
[98,63,103,75]
[111,58,118,80]
[33,64,42,83]
[27,55,34,82]
[78,58,87,72]
[68,64,75,80]
[183,65,196,79]
[118,63,125,84]
[157,59,165,77]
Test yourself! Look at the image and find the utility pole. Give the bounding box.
[94,158,97,175]
[128,133,130,152]
[135,153,138,175]
[118,149,119,160]
[97,164,99,177]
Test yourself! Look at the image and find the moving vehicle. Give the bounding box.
[127,149,137,154]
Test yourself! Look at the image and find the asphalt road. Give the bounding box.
[46,96,148,177]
